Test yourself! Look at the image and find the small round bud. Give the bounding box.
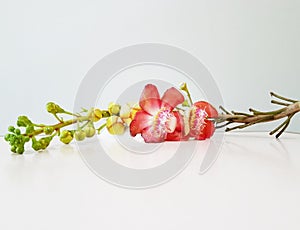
[106,116,125,135]
[84,126,96,138]
[4,134,11,141]
[44,126,54,135]
[17,116,32,127]
[90,108,102,122]
[16,147,24,154]
[9,135,17,144]
[39,136,52,149]
[46,102,64,114]
[15,129,21,135]
[11,146,17,153]
[180,82,188,92]
[60,130,69,138]
[8,126,15,132]
[74,130,86,141]
[108,103,121,115]
[32,139,42,151]
[60,130,73,144]
[94,109,102,118]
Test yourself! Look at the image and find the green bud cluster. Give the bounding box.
[5,102,114,154]
[16,115,35,136]
[76,122,98,141]
[32,136,53,151]
[46,102,65,114]
[5,126,30,154]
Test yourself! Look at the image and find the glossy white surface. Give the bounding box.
[1,132,300,230]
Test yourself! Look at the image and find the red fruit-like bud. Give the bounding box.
[189,101,218,140]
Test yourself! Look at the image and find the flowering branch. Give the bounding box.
[4,83,299,154]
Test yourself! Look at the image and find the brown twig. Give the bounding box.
[212,93,300,138]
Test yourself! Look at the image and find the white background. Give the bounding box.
[0,0,299,134]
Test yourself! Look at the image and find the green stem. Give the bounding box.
[97,123,107,134]
[26,110,111,138]
[26,116,89,138]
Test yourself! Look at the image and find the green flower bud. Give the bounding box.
[17,116,32,127]
[26,125,34,134]
[108,103,121,115]
[60,130,69,138]
[15,129,21,135]
[180,82,188,92]
[11,146,17,153]
[16,147,24,154]
[90,108,102,122]
[32,136,53,151]
[39,136,52,149]
[4,134,11,141]
[24,136,30,142]
[60,130,73,144]
[74,130,86,141]
[8,126,15,133]
[106,116,125,135]
[84,126,96,138]
[32,139,42,151]
[9,135,17,144]
[46,102,64,114]
[44,126,54,135]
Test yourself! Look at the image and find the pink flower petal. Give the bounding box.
[139,84,161,115]
[139,99,162,116]
[165,114,177,133]
[173,111,184,131]
[161,87,184,110]
[165,111,189,141]
[129,111,152,137]
[141,127,165,143]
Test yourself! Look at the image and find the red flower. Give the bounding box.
[165,111,189,141]
[189,101,218,140]
[130,84,185,142]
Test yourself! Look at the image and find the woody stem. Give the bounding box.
[214,101,300,138]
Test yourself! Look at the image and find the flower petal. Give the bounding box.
[129,111,152,136]
[193,101,218,118]
[161,87,184,110]
[141,127,165,143]
[139,84,161,115]
[165,113,177,133]
[165,111,189,141]
[195,120,215,140]
[165,130,189,141]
